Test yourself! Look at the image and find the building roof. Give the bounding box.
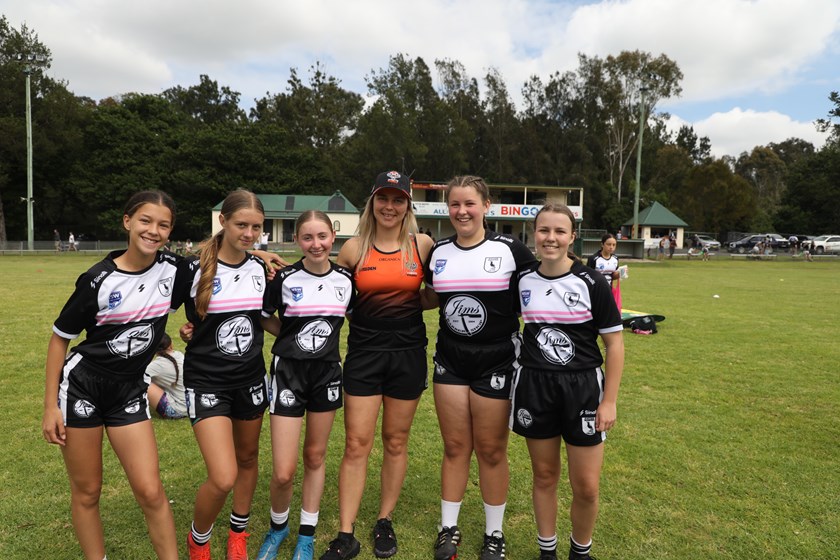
[623,201,688,227]
[213,191,359,218]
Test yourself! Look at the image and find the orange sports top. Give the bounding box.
[352,242,423,321]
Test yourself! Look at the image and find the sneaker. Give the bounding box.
[187,533,212,560]
[434,525,462,560]
[539,550,558,560]
[226,529,250,560]
[255,526,290,560]
[568,553,594,560]
[372,518,397,558]
[291,535,315,560]
[319,534,360,560]
[479,531,506,560]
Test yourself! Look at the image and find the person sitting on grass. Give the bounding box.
[146,333,187,420]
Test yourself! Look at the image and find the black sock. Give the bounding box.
[299,524,316,537]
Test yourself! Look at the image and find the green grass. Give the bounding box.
[1,255,839,559]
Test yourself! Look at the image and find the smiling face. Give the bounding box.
[447,185,490,244]
[296,218,335,270]
[123,203,174,258]
[534,209,575,263]
[372,189,409,230]
[219,206,264,256]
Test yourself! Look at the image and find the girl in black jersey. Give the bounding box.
[586,233,621,311]
[255,211,355,560]
[511,202,624,560]
[42,190,179,560]
[423,176,537,560]
[180,190,272,560]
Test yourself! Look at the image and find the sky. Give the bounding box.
[5,0,840,158]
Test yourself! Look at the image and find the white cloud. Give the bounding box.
[670,108,830,158]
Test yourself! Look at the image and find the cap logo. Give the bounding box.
[386,171,402,182]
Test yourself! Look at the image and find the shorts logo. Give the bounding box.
[327,386,339,402]
[158,277,173,297]
[434,363,446,376]
[108,291,122,309]
[335,287,347,302]
[200,394,218,408]
[124,400,141,414]
[443,295,487,336]
[107,324,154,359]
[484,257,502,273]
[490,373,506,390]
[296,319,333,353]
[563,292,580,306]
[434,259,447,275]
[582,416,596,436]
[74,399,95,418]
[252,276,264,292]
[521,290,531,306]
[251,386,264,406]
[291,287,304,301]
[278,389,296,407]
[516,408,533,428]
[536,326,575,365]
[212,277,222,295]
[216,315,254,356]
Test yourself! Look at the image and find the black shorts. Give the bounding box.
[59,353,150,428]
[269,356,343,417]
[186,377,269,422]
[343,346,428,400]
[510,365,605,446]
[433,333,520,399]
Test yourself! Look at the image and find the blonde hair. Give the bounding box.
[295,210,333,236]
[195,189,264,318]
[351,190,419,273]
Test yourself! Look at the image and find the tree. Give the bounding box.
[734,146,787,230]
[816,91,840,146]
[674,159,756,234]
[162,75,247,125]
[778,146,840,233]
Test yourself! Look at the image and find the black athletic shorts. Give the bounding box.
[343,346,428,400]
[186,377,269,422]
[510,365,606,446]
[269,356,343,417]
[432,332,520,399]
[59,353,151,428]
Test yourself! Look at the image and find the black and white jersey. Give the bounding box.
[52,250,179,376]
[425,231,536,343]
[262,259,354,362]
[514,261,622,371]
[586,252,619,281]
[177,254,267,390]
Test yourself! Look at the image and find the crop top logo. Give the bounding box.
[216,315,254,356]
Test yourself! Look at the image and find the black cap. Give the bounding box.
[372,171,411,199]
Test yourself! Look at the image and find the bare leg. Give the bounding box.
[300,411,337,513]
[566,443,604,545]
[338,395,382,532]
[268,415,304,515]
[61,426,106,560]
[434,384,473,504]
[230,416,264,517]
[526,437,563,539]
[192,417,238,533]
[377,396,421,519]
[470,392,510,506]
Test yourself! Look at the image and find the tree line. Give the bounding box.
[1,15,839,243]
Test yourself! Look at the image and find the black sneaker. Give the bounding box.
[434,525,462,560]
[319,534,360,560]
[539,550,558,560]
[479,531,505,560]
[372,518,397,558]
[568,551,594,560]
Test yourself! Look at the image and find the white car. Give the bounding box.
[809,235,840,255]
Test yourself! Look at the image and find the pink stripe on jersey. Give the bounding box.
[286,305,348,316]
[208,298,263,312]
[97,301,171,325]
[522,309,593,322]
[434,278,510,291]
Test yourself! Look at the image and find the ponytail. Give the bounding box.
[195,232,223,319]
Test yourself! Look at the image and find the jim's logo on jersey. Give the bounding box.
[158,277,173,297]
[291,287,304,302]
[443,295,487,336]
[484,257,502,273]
[327,384,340,402]
[107,324,154,358]
[108,291,122,309]
[296,319,334,353]
[521,290,531,306]
[216,315,254,356]
[434,259,447,275]
[212,277,222,295]
[252,276,264,292]
[335,287,347,302]
[536,326,575,365]
[563,292,580,306]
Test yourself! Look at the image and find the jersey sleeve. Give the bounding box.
[510,237,538,271]
[170,257,198,312]
[586,253,597,268]
[52,271,101,339]
[591,273,623,333]
[262,266,289,318]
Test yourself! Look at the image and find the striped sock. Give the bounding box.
[570,535,592,558]
[191,521,213,545]
[230,510,250,533]
[538,533,557,554]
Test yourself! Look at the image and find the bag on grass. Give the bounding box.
[627,315,657,334]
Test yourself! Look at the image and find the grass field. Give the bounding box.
[1,255,838,559]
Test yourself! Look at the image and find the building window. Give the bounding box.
[333,221,340,232]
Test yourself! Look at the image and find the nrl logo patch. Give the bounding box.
[521,290,531,306]
[434,259,447,274]
[291,286,303,302]
[108,291,122,310]
[212,277,222,295]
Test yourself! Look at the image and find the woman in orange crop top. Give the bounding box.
[318,171,433,560]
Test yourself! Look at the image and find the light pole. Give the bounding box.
[17,53,46,251]
[631,85,648,240]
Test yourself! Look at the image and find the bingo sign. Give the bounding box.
[413,202,581,221]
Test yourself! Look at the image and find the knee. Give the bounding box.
[571,479,600,504]
[381,431,409,458]
[208,470,237,495]
[70,481,102,509]
[302,446,327,472]
[532,465,560,490]
[133,480,168,510]
[236,448,259,472]
[474,439,508,468]
[344,434,373,462]
[271,467,295,490]
[442,437,471,461]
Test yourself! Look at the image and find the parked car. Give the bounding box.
[809,235,840,254]
[695,235,721,251]
[727,234,789,253]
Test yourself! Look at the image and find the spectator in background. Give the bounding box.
[68,232,76,251]
[668,233,676,259]
[788,235,799,255]
[259,231,270,251]
[54,229,61,252]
